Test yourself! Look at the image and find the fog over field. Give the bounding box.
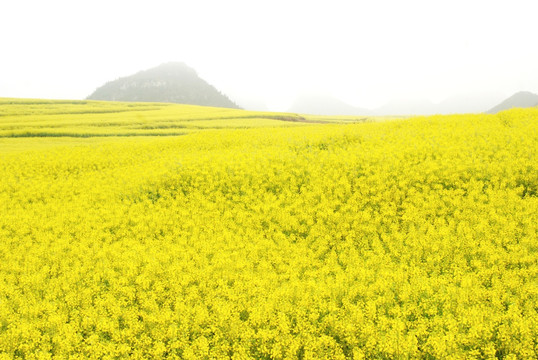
[1,0,538,113]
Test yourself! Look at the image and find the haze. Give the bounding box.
[2,0,538,112]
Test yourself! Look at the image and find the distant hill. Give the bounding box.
[228,94,269,111]
[376,93,506,115]
[87,62,240,109]
[373,98,437,116]
[288,93,371,115]
[287,93,507,116]
[486,91,538,114]
[435,93,505,114]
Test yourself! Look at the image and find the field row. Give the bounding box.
[0,99,377,138]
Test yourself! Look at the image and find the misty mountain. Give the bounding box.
[87,62,240,109]
[287,94,439,116]
[227,94,269,111]
[288,93,371,115]
[375,93,506,115]
[373,98,438,116]
[486,91,538,114]
[287,93,510,116]
[434,93,505,114]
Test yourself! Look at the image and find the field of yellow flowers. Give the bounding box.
[0,99,537,359]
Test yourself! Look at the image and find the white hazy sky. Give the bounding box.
[1,0,537,111]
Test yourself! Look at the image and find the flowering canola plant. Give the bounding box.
[0,100,537,359]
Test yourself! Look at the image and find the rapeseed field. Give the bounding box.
[0,99,537,359]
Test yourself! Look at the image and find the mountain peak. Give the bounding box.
[487,91,538,114]
[148,62,197,75]
[87,63,239,109]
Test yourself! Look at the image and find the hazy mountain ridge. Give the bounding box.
[286,92,524,116]
[87,62,240,109]
[288,93,372,115]
[87,62,538,115]
[486,91,538,114]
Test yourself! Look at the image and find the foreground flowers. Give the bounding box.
[0,102,537,359]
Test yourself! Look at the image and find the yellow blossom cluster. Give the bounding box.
[0,100,537,359]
